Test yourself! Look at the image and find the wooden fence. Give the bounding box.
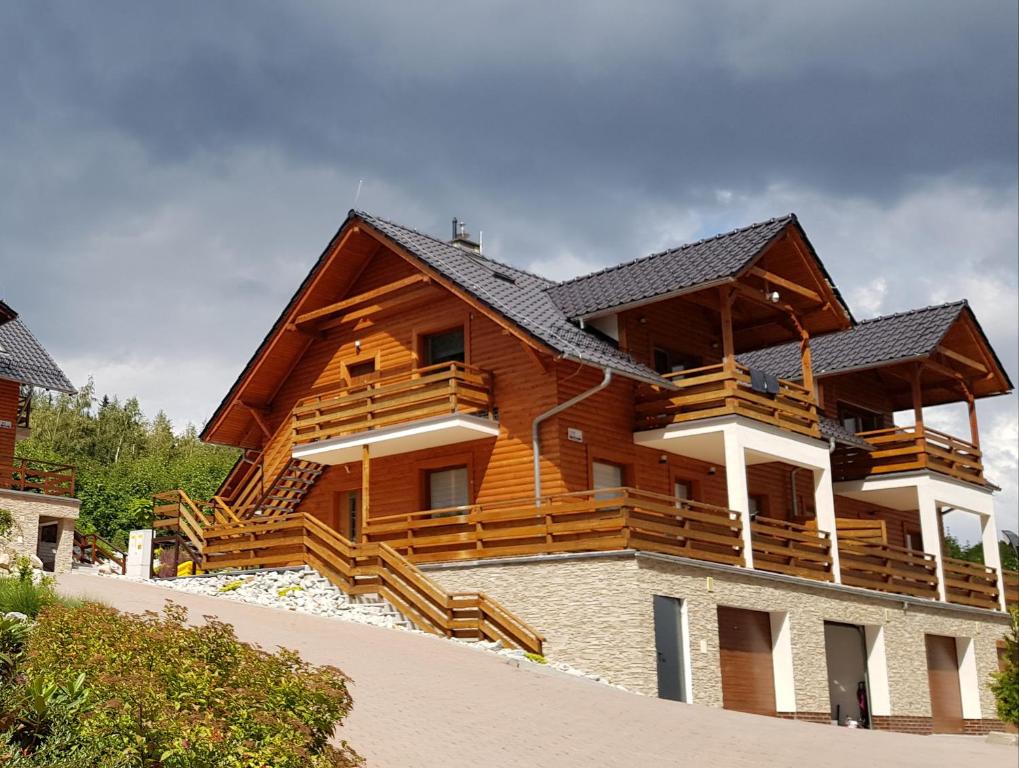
[0,456,75,497]
[635,362,818,438]
[1004,570,1019,607]
[832,424,984,485]
[942,556,1001,611]
[838,539,939,600]
[292,362,494,445]
[362,487,745,567]
[751,516,833,581]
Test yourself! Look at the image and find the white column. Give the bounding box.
[979,512,1007,611]
[723,429,753,569]
[126,529,154,579]
[956,637,982,719]
[863,625,891,717]
[917,488,946,601]
[770,611,797,713]
[812,466,842,584]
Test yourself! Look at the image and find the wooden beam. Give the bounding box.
[911,364,924,429]
[965,388,980,449]
[719,286,735,370]
[294,274,430,326]
[935,345,987,374]
[362,444,371,526]
[239,401,273,440]
[730,281,799,317]
[747,266,823,303]
[318,283,440,331]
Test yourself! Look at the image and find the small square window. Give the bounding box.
[346,359,376,382]
[423,328,465,366]
[426,466,469,511]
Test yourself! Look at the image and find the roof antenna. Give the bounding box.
[353,179,364,207]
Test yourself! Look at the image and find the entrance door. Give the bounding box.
[824,622,870,727]
[332,490,362,541]
[653,595,687,702]
[717,606,777,715]
[925,634,964,733]
[36,521,59,573]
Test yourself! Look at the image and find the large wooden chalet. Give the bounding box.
[158,210,1016,735]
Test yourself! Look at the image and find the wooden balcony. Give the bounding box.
[0,456,75,497]
[942,556,1001,611]
[751,516,834,582]
[635,362,818,438]
[1005,570,1019,606]
[292,362,494,446]
[362,487,745,567]
[837,539,939,600]
[832,425,984,485]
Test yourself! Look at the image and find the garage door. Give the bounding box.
[717,606,776,715]
[925,634,964,734]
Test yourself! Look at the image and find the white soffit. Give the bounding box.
[292,413,500,465]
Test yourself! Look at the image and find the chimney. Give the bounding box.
[450,217,482,254]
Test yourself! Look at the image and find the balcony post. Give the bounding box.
[917,488,947,601]
[362,444,371,527]
[718,286,735,371]
[964,387,980,450]
[978,511,1006,611]
[811,466,842,584]
[722,429,754,569]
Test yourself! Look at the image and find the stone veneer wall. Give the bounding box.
[0,489,80,574]
[424,552,1009,729]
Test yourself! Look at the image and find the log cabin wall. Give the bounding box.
[0,379,18,460]
[833,496,920,551]
[819,370,896,426]
[617,295,723,369]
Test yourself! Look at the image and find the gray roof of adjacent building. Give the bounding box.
[0,317,75,393]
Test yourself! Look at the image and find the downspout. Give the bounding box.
[790,466,802,518]
[532,368,613,504]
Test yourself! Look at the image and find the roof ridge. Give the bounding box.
[352,209,556,286]
[550,213,796,290]
[855,299,968,327]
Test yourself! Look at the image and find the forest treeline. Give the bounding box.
[16,381,239,548]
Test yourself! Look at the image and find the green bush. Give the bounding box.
[0,576,62,618]
[991,607,1019,727]
[0,508,14,540]
[0,602,362,767]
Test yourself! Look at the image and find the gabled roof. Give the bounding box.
[356,212,665,384]
[0,318,75,393]
[739,301,1013,392]
[547,214,852,321]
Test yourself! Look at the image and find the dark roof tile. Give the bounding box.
[0,318,75,393]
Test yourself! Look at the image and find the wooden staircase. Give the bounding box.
[151,490,544,653]
[254,459,325,518]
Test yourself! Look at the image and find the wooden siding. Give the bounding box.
[717,606,777,716]
[0,378,18,460]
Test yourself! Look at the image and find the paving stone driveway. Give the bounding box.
[58,572,1014,768]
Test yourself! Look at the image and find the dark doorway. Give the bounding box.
[653,595,687,702]
[824,621,871,727]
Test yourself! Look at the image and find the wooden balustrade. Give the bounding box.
[832,424,985,485]
[751,516,833,581]
[0,456,75,497]
[635,362,818,438]
[942,556,1001,611]
[838,540,939,600]
[292,362,494,445]
[192,511,543,654]
[72,531,125,573]
[362,487,745,567]
[1004,570,1019,606]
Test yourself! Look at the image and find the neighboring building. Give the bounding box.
[0,302,78,572]
[167,211,1016,735]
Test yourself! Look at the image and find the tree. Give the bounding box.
[991,608,1019,726]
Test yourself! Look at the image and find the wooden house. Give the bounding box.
[158,211,1016,735]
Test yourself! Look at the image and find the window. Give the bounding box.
[423,328,465,366]
[748,494,768,519]
[593,460,624,490]
[346,359,376,382]
[838,403,883,434]
[426,466,469,511]
[39,523,59,544]
[674,480,691,501]
[653,348,671,375]
[653,347,701,375]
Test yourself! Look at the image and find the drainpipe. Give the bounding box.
[532,368,613,503]
[790,467,803,518]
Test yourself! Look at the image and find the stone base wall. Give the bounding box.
[871,715,933,734]
[776,712,831,724]
[425,552,1010,729]
[0,489,79,574]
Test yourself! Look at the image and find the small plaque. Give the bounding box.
[0,420,11,429]
[567,427,583,443]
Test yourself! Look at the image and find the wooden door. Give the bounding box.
[925,635,964,733]
[717,606,777,715]
[331,490,362,542]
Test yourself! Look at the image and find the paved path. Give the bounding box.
[58,572,1013,768]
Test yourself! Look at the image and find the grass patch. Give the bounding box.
[0,576,63,618]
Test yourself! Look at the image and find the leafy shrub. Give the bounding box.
[0,602,362,767]
[0,616,29,678]
[0,508,14,540]
[0,577,61,618]
[991,607,1019,726]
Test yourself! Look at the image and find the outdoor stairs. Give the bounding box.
[254,458,325,517]
[351,592,417,631]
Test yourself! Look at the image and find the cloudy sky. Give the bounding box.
[2,2,1016,536]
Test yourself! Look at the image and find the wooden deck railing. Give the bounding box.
[0,456,75,497]
[942,556,1001,611]
[192,511,543,654]
[72,531,125,573]
[1004,570,1019,606]
[838,539,939,600]
[292,362,495,445]
[635,362,818,438]
[751,516,833,581]
[362,487,745,567]
[832,424,984,485]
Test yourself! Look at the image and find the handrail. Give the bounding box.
[837,539,939,600]
[751,515,833,581]
[0,456,76,497]
[1004,570,1019,606]
[72,530,125,573]
[835,423,985,485]
[941,555,1001,610]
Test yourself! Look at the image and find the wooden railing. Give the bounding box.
[72,531,125,573]
[838,539,939,600]
[183,510,543,654]
[942,556,1001,611]
[635,362,818,438]
[751,516,833,581]
[362,487,745,567]
[1004,570,1019,606]
[0,456,75,497]
[292,362,495,445]
[152,490,240,553]
[832,424,984,485]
